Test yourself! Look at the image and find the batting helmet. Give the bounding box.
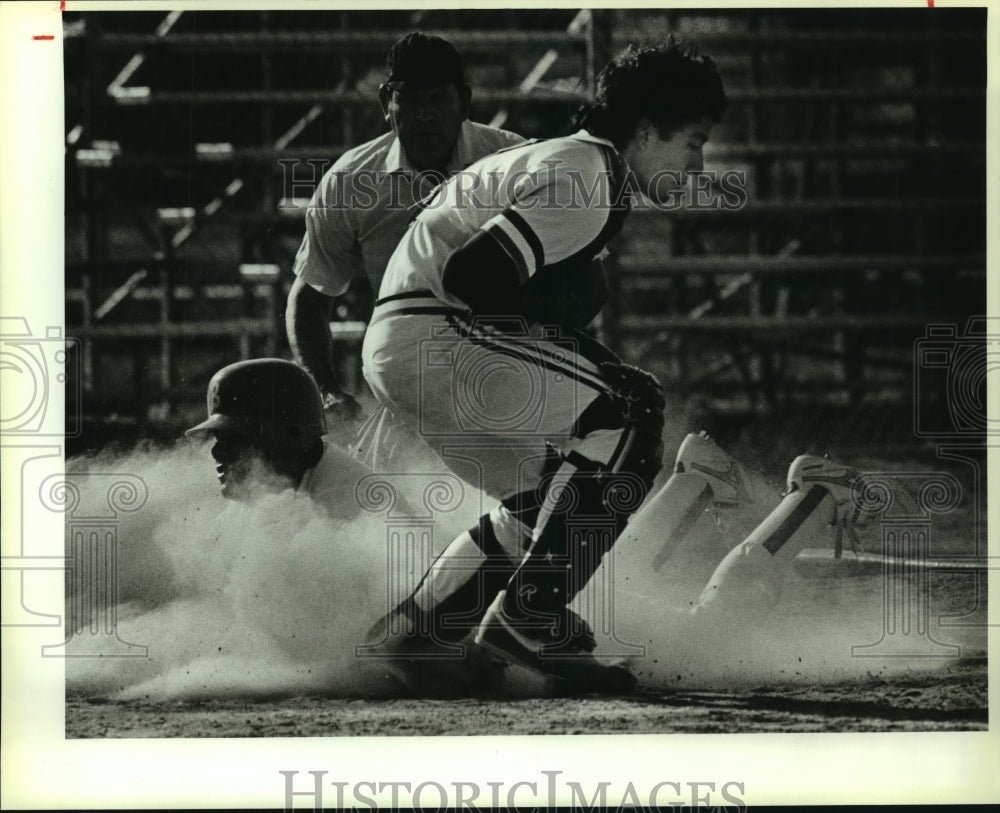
[185,359,327,446]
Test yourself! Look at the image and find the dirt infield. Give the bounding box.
[59,443,989,741]
[66,655,985,737]
[68,553,989,738]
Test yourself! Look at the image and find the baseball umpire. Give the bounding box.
[361,41,728,693]
[285,32,523,467]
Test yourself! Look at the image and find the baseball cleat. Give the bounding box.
[676,431,777,510]
[357,640,500,698]
[359,610,488,698]
[786,455,880,526]
[675,431,748,505]
[785,455,890,555]
[691,454,887,613]
[664,431,783,552]
[473,591,637,695]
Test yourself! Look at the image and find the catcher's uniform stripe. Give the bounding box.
[448,311,607,372]
[375,289,437,306]
[379,131,623,303]
[446,313,611,396]
[501,209,545,271]
[484,220,531,283]
[463,322,610,395]
[385,306,465,319]
[370,295,608,389]
[531,146,631,280]
[369,294,466,324]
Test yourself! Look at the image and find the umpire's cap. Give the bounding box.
[185,359,326,440]
[383,32,466,91]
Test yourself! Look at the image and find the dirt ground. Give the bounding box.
[66,654,985,738]
[60,444,990,741]
[63,552,990,739]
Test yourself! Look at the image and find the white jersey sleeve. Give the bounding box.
[292,169,363,297]
[480,144,612,281]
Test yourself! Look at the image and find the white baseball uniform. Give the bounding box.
[363,130,633,502]
[292,121,524,471]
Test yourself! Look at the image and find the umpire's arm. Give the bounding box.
[286,278,349,397]
[286,171,364,419]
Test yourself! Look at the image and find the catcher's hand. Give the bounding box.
[597,362,665,420]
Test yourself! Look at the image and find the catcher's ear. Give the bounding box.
[378,84,392,119]
[634,119,654,147]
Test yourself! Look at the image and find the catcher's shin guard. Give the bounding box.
[618,432,782,573]
[692,454,868,617]
[498,364,665,641]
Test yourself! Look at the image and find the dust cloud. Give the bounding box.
[600,510,978,691]
[63,440,477,700]
[63,439,974,701]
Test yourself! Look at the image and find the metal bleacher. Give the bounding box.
[64,8,986,445]
[64,8,592,427]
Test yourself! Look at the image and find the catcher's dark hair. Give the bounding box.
[575,39,727,149]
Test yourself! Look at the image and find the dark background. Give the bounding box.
[63,7,987,468]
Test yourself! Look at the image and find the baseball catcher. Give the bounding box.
[360,39,880,695]
[360,41,727,693]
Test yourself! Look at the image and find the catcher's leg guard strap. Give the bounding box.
[598,363,666,489]
[503,364,666,619]
[505,455,653,619]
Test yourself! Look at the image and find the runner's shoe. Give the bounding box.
[786,455,890,554]
[675,431,783,545]
[786,455,884,525]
